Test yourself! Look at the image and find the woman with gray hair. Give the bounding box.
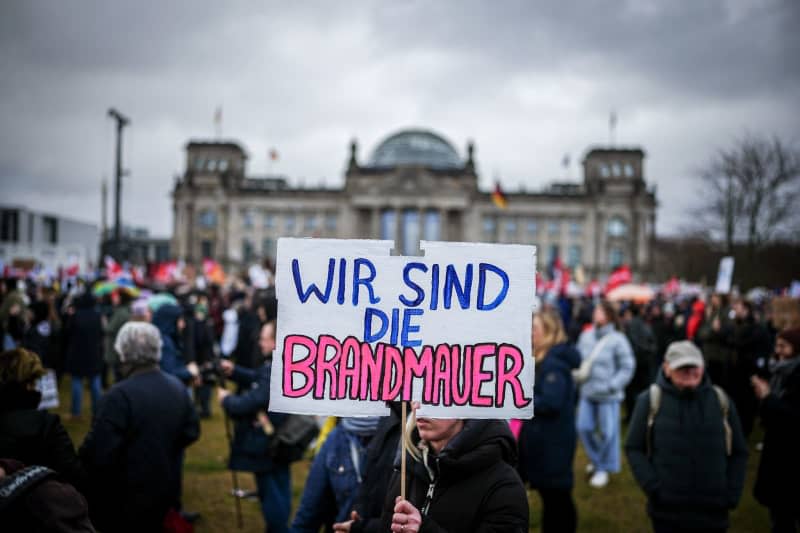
[79,321,200,533]
[114,321,162,372]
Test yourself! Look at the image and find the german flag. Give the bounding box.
[492,181,508,209]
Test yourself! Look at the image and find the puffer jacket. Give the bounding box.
[519,343,580,490]
[576,324,636,402]
[625,371,748,530]
[378,419,529,533]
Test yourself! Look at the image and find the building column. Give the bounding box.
[371,208,381,239]
[185,202,194,262]
[439,208,448,241]
[219,204,230,264]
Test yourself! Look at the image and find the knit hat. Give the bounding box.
[664,340,704,369]
[777,328,800,355]
[0,348,45,386]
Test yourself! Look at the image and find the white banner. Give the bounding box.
[715,256,735,294]
[269,238,537,419]
[36,370,59,410]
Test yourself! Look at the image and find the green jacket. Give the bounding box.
[104,306,131,365]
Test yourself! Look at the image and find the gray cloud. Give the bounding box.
[1,0,798,237]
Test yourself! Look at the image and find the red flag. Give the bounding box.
[605,264,632,293]
[153,261,178,284]
[552,257,570,296]
[269,148,279,161]
[202,259,226,285]
[663,276,680,295]
[586,279,601,297]
[104,255,123,279]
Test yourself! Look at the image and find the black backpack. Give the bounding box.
[269,415,319,464]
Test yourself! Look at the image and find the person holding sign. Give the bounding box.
[377,403,529,533]
[574,300,635,489]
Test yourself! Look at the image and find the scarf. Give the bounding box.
[339,416,381,437]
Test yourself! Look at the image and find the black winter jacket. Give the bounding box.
[79,366,200,532]
[519,343,580,490]
[754,357,800,507]
[379,419,528,533]
[63,293,103,377]
[0,385,87,493]
[351,403,402,533]
[625,371,748,530]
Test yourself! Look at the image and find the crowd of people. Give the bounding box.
[0,272,798,532]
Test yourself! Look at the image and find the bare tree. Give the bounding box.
[692,134,800,254]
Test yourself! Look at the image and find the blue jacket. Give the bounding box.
[577,324,636,402]
[152,304,192,382]
[222,363,287,473]
[519,343,581,490]
[291,425,369,531]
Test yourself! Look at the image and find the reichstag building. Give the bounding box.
[172,128,657,277]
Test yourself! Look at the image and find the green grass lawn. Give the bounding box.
[58,382,769,532]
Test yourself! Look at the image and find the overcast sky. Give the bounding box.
[2,0,798,238]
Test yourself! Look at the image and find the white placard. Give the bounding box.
[715,256,735,294]
[36,370,59,410]
[269,238,537,419]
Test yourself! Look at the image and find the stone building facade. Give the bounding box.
[172,128,657,277]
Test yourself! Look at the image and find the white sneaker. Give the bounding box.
[589,470,609,488]
[585,463,595,475]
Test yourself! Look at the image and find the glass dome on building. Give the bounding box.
[369,129,462,170]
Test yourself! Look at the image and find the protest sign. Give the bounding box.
[269,238,536,419]
[715,256,734,294]
[36,370,59,410]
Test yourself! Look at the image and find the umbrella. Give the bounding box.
[147,292,178,312]
[606,283,655,303]
[92,280,141,297]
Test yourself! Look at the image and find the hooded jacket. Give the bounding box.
[151,304,192,382]
[519,342,580,490]
[0,384,87,493]
[379,419,528,533]
[625,370,748,530]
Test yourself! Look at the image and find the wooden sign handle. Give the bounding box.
[401,401,407,500]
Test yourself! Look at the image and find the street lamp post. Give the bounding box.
[107,108,129,258]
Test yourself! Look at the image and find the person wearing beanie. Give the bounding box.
[0,348,87,492]
[625,340,748,533]
[751,327,800,532]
